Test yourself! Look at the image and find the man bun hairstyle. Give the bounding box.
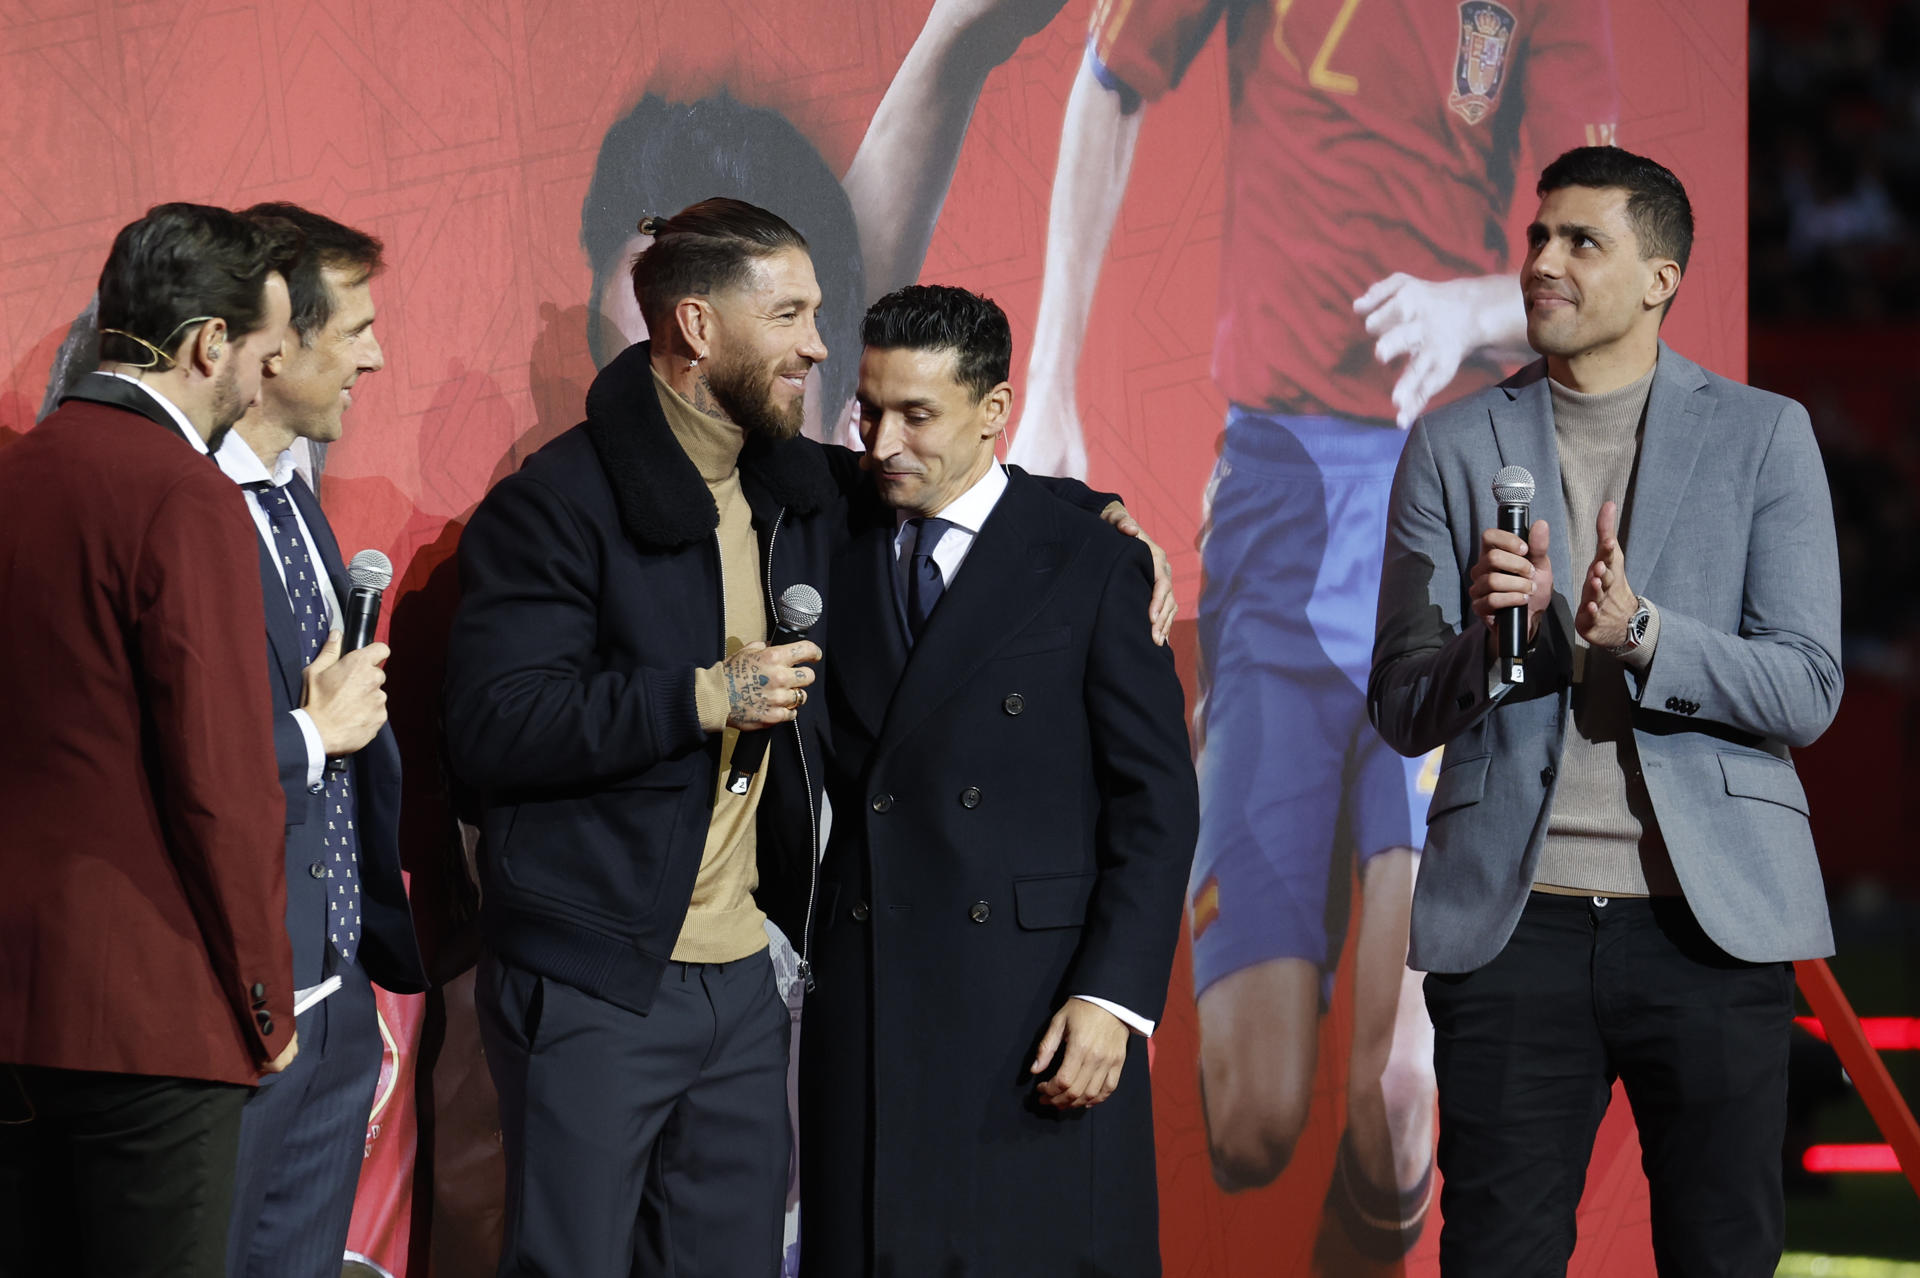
[243,202,385,346]
[579,93,864,416]
[1538,145,1694,273]
[96,202,302,366]
[860,284,1012,401]
[631,196,809,332]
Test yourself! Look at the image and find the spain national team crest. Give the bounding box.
[1448,1,1517,125]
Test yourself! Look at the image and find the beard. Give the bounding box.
[205,360,248,453]
[706,345,805,442]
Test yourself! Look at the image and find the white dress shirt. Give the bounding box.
[214,429,338,788]
[97,371,207,455]
[894,463,1156,1038]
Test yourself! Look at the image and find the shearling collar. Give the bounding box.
[581,341,838,549]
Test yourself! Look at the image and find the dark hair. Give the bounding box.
[632,196,808,327]
[1537,146,1694,273]
[242,202,384,345]
[861,285,1012,401]
[95,202,301,366]
[579,92,864,415]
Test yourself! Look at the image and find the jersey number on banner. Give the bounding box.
[1273,0,1365,94]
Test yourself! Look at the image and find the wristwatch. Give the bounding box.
[1608,598,1651,657]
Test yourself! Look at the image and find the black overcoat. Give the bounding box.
[798,471,1198,1278]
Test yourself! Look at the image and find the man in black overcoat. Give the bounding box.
[799,286,1198,1278]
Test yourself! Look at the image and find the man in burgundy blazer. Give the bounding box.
[0,204,302,1278]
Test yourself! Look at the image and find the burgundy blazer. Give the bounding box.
[0,379,294,1085]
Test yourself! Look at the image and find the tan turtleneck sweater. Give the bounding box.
[654,366,771,962]
[1532,364,1680,898]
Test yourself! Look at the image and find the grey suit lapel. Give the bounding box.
[1620,344,1711,593]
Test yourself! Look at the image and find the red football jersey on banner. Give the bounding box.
[1092,0,1618,421]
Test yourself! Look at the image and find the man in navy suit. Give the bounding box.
[216,203,427,1278]
[798,286,1197,1276]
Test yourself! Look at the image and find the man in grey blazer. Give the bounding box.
[1370,146,1841,1275]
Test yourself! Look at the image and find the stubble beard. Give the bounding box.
[206,360,247,453]
[707,344,805,443]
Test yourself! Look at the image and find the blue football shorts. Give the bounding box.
[1188,406,1443,1002]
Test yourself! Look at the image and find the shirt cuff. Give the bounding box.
[1618,599,1661,671]
[693,662,730,734]
[1071,994,1155,1037]
[291,709,325,788]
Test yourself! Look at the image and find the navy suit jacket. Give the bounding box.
[260,476,425,994]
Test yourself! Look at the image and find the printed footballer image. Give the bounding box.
[1009,0,1617,1263]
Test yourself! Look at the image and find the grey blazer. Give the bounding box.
[1369,345,1842,972]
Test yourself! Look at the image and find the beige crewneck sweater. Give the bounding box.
[1532,364,1680,898]
[653,366,771,962]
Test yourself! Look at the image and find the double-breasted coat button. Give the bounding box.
[851,900,871,922]
[256,1011,274,1035]
[309,861,327,879]
[871,793,894,814]
[968,900,991,923]
[1003,693,1025,716]
[960,786,982,809]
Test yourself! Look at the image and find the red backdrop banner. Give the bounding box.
[0,3,1747,1274]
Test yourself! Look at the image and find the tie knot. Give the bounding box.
[254,480,289,504]
[910,516,954,559]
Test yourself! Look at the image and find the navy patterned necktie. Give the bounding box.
[905,516,954,640]
[257,483,360,966]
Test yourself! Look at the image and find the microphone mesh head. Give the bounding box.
[348,549,394,591]
[1492,465,1536,505]
[775,583,824,631]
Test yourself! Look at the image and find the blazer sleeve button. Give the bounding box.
[255,1011,274,1035]
[968,901,991,924]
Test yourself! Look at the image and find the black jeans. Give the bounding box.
[0,1064,248,1278]
[1424,892,1794,1277]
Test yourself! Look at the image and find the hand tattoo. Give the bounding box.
[724,649,776,724]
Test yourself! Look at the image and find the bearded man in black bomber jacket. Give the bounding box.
[442,199,1160,1278]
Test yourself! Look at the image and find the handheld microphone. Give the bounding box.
[342,549,393,653]
[1491,466,1535,685]
[726,583,824,796]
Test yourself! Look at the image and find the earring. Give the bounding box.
[688,355,702,371]
[210,344,224,359]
